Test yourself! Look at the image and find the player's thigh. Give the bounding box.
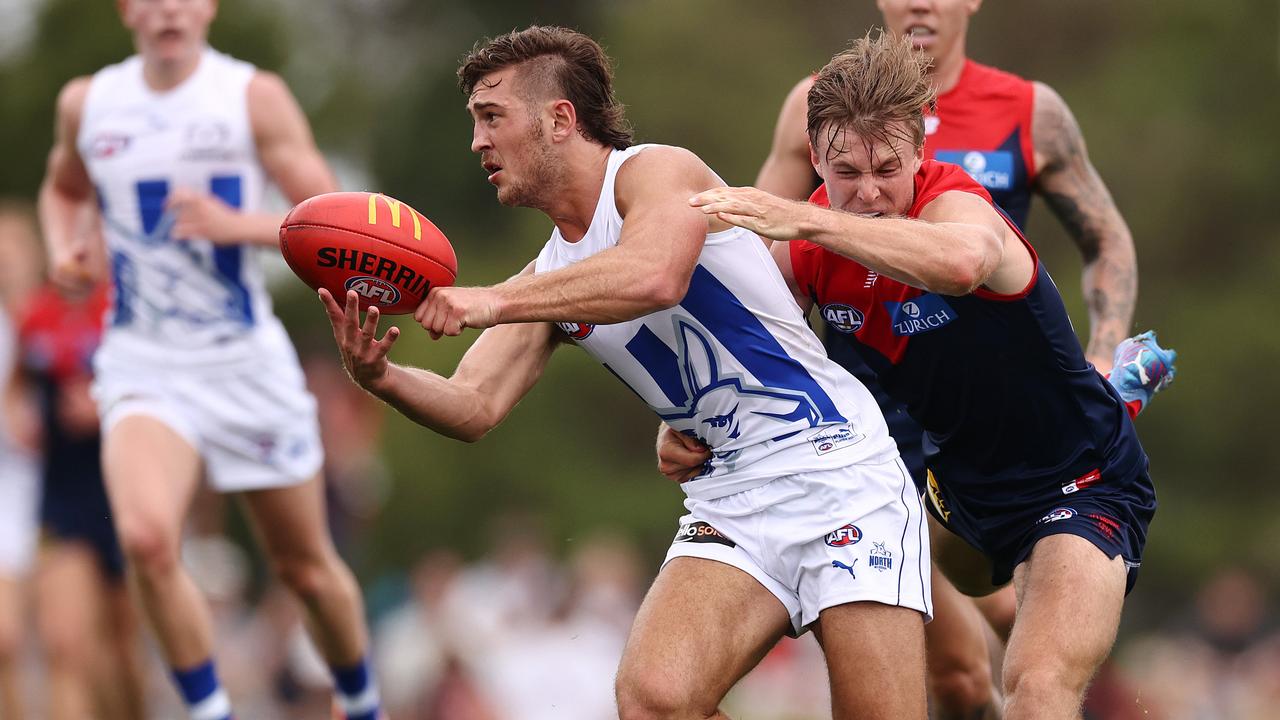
[238,473,334,566]
[0,576,21,661]
[1005,534,1126,691]
[930,513,1002,597]
[617,556,790,713]
[926,563,996,681]
[101,413,203,537]
[974,584,1017,642]
[814,599,927,719]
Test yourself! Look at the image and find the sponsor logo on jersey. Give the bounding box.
[831,559,858,578]
[89,132,131,158]
[807,424,864,456]
[1061,468,1102,495]
[673,521,735,548]
[556,321,594,340]
[820,303,865,334]
[182,119,235,161]
[869,541,893,572]
[345,275,401,305]
[885,294,956,337]
[936,150,1014,191]
[1037,507,1077,525]
[826,523,862,547]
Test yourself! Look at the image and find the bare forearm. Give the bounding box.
[1080,230,1137,361]
[366,363,491,442]
[37,180,90,257]
[803,207,992,294]
[225,211,289,247]
[492,248,683,325]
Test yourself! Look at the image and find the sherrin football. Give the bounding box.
[279,192,457,314]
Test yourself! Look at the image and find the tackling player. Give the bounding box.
[38,1,381,718]
[672,33,1163,720]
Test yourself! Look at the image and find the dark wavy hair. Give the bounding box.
[458,26,634,150]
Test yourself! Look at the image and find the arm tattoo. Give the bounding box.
[1032,83,1138,364]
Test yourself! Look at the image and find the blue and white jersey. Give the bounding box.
[535,145,898,500]
[79,47,286,367]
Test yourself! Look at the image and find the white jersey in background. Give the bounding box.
[78,46,288,367]
[534,145,898,501]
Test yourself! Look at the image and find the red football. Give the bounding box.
[279,191,457,314]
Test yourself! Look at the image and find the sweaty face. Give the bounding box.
[876,0,979,61]
[119,0,216,64]
[810,123,922,217]
[468,66,561,208]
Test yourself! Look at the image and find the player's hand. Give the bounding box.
[319,288,401,390]
[167,188,245,244]
[688,186,813,241]
[49,242,98,294]
[656,423,712,484]
[414,286,501,340]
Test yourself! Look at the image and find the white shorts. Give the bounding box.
[0,448,40,576]
[93,352,324,494]
[664,457,932,635]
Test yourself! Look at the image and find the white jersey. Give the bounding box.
[79,47,287,368]
[535,145,898,500]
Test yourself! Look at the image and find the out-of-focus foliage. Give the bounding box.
[3,0,1277,631]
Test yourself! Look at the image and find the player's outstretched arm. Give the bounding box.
[321,284,559,443]
[38,77,102,293]
[460,147,714,328]
[755,76,819,201]
[167,71,339,247]
[1032,82,1138,372]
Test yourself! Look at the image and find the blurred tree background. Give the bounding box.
[1,0,1277,640]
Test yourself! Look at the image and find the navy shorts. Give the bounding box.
[40,442,125,582]
[827,339,927,485]
[924,463,1157,594]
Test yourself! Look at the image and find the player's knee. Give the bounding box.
[929,659,995,718]
[115,518,180,574]
[616,667,713,720]
[1002,658,1087,709]
[273,554,334,605]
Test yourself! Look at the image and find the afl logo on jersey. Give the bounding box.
[89,132,131,159]
[557,321,594,340]
[820,304,865,334]
[825,523,862,547]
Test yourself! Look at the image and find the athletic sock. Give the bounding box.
[172,659,233,720]
[331,657,382,720]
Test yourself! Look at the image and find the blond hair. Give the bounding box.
[807,30,936,160]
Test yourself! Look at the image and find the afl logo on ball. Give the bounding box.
[557,321,594,340]
[821,304,865,334]
[825,523,862,547]
[345,276,401,306]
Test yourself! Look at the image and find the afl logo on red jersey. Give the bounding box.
[821,304,865,334]
[557,321,594,340]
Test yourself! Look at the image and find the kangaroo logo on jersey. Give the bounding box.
[868,541,894,572]
[557,321,594,340]
[345,276,401,306]
[820,303,865,334]
[936,150,1013,191]
[825,523,862,547]
[885,294,956,337]
[655,320,822,470]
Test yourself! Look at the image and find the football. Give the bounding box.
[279,191,457,314]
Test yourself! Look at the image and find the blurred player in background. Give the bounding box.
[325,25,934,720]
[754,2,1144,715]
[0,202,43,720]
[11,199,146,720]
[669,33,1166,719]
[37,1,381,718]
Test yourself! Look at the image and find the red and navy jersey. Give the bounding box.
[791,162,1145,505]
[925,60,1036,230]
